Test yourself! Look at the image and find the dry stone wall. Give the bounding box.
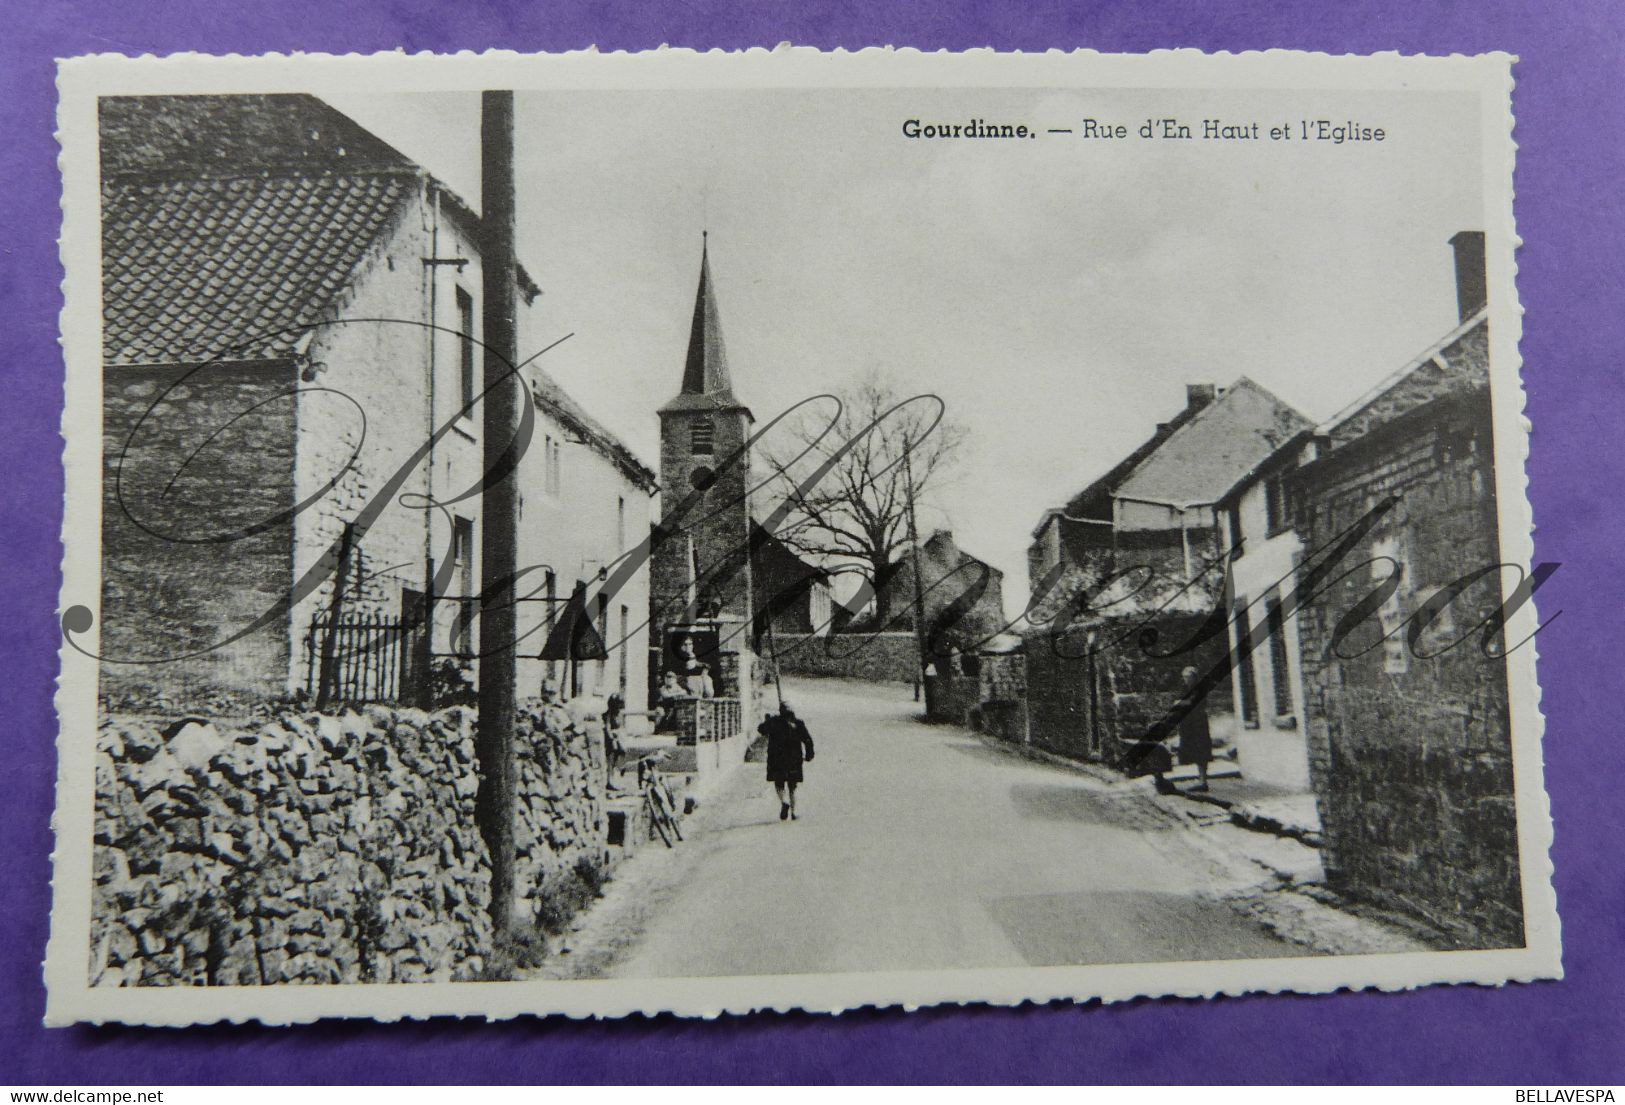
[512,703,610,929]
[92,701,607,987]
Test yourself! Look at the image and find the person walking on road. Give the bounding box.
[759,699,815,821]
[1175,665,1214,792]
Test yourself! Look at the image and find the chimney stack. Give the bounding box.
[1185,383,1217,411]
[1450,230,1487,322]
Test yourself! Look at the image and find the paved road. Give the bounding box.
[611,677,1299,979]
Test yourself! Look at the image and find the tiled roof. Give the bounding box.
[1112,378,1312,509]
[750,523,828,586]
[1060,395,1208,520]
[102,171,414,365]
[100,94,415,179]
[847,528,1004,631]
[100,93,540,366]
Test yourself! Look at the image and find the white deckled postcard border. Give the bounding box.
[47,46,1556,1026]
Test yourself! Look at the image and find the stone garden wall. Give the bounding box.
[772,631,921,683]
[91,702,606,987]
[1024,610,1231,769]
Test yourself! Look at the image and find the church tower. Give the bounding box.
[650,237,758,701]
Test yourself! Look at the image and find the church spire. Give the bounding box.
[661,235,748,414]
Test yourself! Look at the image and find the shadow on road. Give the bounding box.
[937,737,1035,767]
[985,888,1309,966]
[707,815,789,834]
[1008,782,1181,832]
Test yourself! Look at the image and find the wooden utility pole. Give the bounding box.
[903,437,929,706]
[475,89,520,934]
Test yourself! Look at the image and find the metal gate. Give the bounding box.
[305,612,423,706]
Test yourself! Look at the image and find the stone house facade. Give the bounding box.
[1016,379,1309,759]
[1027,379,1307,632]
[1027,385,1213,599]
[750,525,834,638]
[1107,378,1310,581]
[1289,234,1521,949]
[845,529,1008,653]
[98,93,653,711]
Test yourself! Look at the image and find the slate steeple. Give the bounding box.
[660,235,750,416]
[649,234,760,695]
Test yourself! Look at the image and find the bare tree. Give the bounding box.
[761,370,968,627]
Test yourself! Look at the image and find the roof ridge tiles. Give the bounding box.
[102,165,423,188]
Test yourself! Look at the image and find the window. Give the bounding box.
[456,287,476,416]
[1371,536,1410,675]
[1233,602,1260,726]
[596,594,610,673]
[452,515,475,655]
[1226,503,1244,556]
[618,604,630,693]
[1264,475,1290,536]
[544,434,562,497]
[1266,596,1293,719]
[811,585,831,632]
[617,496,627,550]
[691,419,715,455]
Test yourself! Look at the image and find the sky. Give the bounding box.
[324,84,1485,614]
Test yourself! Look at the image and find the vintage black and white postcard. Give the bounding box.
[46,48,1558,1025]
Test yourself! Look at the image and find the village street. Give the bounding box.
[550,677,1323,981]
[70,83,1528,1043]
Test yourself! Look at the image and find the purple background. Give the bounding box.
[4,1,1621,1085]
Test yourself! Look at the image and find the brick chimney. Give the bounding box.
[1450,230,1487,321]
[1185,383,1217,411]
